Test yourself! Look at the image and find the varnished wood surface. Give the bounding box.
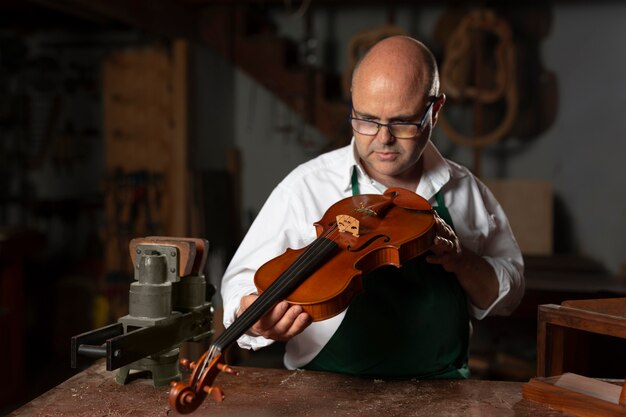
[9,360,571,417]
[523,375,626,417]
[536,300,626,377]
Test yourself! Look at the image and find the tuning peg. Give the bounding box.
[203,385,225,402]
[217,363,238,375]
[179,358,198,370]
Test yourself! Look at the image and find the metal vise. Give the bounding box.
[71,237,214,386]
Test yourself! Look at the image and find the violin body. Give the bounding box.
[169,187,435,414]
[254,189,436,321]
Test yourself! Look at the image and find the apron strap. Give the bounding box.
[351,166,360,196]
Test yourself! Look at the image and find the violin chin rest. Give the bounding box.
[384,187,432,211]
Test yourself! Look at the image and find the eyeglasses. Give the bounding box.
[349,101,434,139]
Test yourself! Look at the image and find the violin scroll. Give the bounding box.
[168,349,238,414]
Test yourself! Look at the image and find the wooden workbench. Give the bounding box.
[9,360,570,416]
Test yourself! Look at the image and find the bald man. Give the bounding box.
[221,36,524,379]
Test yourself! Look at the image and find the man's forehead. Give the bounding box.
[354,62,427,94]
[352,78,426,111]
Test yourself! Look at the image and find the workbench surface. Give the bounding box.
[9,360,569,416]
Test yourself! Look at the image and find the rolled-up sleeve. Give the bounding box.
[449,176,525,319]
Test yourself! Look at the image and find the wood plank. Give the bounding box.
[102,41,190,277]
[562,298,626,317]
[523,376,626,417]
[555,373,623,404]
[170,39,190,237]
[539,304,626,339]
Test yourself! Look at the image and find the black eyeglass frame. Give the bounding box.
[348,100,435,139]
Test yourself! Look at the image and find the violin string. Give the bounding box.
[192,198,431,392]
[242,209,379,324]
[192,344,218,390]
[215,224,342,347]
[216,201,379,348]
[193,198,412,387]
[218,226,340,343]
[192,226,342,388]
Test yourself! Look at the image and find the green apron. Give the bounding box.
[304,169,470,379]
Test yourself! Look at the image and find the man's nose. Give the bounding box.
[377,125,395,145]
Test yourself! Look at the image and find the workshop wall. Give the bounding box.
[505,4,626,275]
[230,3,626,279]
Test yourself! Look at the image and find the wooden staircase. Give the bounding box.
[200,5,351,149]
[23,0,352,149]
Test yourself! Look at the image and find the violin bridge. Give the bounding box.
[336,215,360,237]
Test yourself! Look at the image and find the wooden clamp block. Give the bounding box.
[129,236,208,277]
[523,373,626,417]
[145,236,209,275]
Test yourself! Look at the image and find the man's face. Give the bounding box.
[351,72,433,187]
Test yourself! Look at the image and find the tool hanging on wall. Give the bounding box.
[104,169,165,275]
[438,9,519,176]
[342,1,403,99]
[71,237,214,386]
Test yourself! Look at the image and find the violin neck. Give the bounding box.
[212,236,339,351]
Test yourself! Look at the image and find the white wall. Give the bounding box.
[233,70,327,221]
[508,3,626,275]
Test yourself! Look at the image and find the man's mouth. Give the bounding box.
[373,151,398,161]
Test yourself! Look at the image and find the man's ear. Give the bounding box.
[431,94,446,126]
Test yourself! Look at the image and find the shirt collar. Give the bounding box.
[416,140,452,201]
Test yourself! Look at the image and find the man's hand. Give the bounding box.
[426,212,499,309]
[238,295,312,341]
[426,212,463,272]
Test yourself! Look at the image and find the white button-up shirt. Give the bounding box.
[221,139,525,369]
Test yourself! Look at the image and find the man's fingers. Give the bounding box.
[279,312,311,340]
[430,236,454,256]
[435,217,454,238]
[267,305,311,340]
[252,301,289,333]
[248,301,312,340]
[259,302,298,332]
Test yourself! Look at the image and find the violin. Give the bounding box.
[169,187,436,414]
